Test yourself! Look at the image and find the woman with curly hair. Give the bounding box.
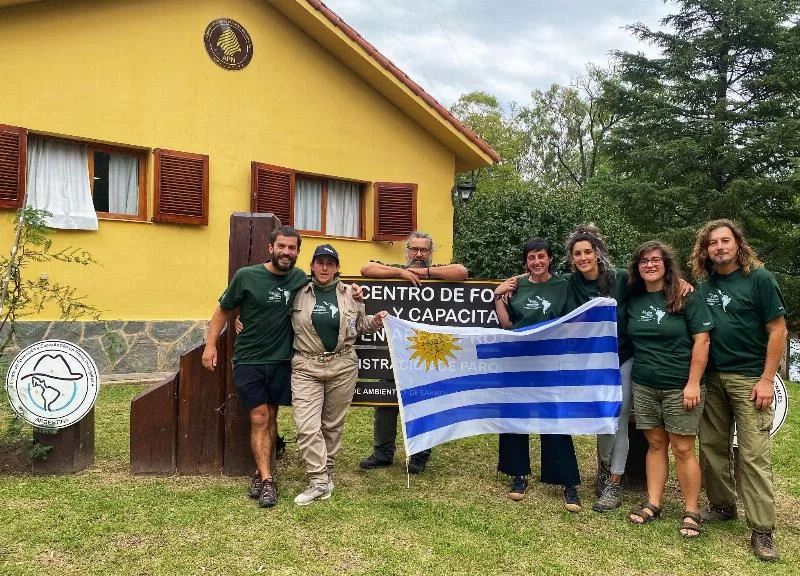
[625,241,713,538]
[565,224,634,513]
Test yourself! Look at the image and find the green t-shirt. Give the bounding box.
[627,291,714,389]
[311,285,340,353]
[219,265,309,364]
[507,275,569,329]
[699,267,787,376]
[566,268,633,363]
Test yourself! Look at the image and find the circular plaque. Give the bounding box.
[204,18,253,71]
[5,340,99,429]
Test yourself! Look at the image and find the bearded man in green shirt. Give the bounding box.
[202,225,308,509]
[691,219,788,562]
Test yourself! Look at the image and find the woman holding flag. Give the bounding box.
[493,238,582,511]
[566,224,634,513]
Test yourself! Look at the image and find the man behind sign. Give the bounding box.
[358,231,468,473]
[690,219,788,562]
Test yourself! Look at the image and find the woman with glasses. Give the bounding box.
[493,238,581,510]
[625,241,713,538]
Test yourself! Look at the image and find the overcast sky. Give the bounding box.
[324,0,672,106]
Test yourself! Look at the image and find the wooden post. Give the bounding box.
[130,374,178,474]
[222,212,279,476]
[128,212,281,476]
[32,409,95,475]
[176,343,226,474]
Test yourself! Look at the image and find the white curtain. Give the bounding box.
[108,153,139,215]
[295,177,322,231]
[26,137,98,230]
[326,180,360,237]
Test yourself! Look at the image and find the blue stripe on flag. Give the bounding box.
[405,401,622,437]
[476,336,617,359]
[399,368,620,406]
[564,305,617,324]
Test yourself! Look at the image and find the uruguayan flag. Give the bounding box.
[385,298,621,455]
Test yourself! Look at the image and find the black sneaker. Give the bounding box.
[258,477,278,508]
[751,531,780,562]
[407,455,427,474]
[563,486,582,513]
[508,476,528,501]
[359,454,392,470]
[248,469,263,499]
[701,504,737,523]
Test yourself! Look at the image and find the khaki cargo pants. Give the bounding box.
[291,350,359,484]
[699,371,776,532]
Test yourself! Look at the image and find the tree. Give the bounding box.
[521,66,622,189]
[450,84,639,279]
[450,91,528,193]
[599,0,800,323]
[0,208,101,464]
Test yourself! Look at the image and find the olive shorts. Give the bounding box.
[632,382,705,436]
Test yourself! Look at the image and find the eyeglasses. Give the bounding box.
[408,247,431,254]
[638,257,664,267]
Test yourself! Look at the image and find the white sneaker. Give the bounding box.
[293,483,332,505]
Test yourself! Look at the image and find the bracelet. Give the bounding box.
[427,267,431,278]
[494,293,504,301]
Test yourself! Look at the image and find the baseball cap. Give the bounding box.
[312,244,339,264]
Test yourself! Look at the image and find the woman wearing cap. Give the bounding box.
[290,243,388,505]
[625,241,712,538]
[493,238,582,511]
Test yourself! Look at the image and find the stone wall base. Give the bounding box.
[3,320,208,375]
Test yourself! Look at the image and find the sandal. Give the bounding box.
[679,511,703,538]
[629,503,662,525]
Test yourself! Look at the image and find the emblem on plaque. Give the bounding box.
[204,18,253,70]
[5,340,99,429]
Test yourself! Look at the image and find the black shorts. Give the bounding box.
[232,362,292,409]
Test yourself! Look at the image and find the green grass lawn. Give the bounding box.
[1,381,798,575]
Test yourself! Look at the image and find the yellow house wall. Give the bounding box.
[0,0,457,320]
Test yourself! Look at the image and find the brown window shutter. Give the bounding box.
[0,124,27,210]
[153,149,209,225]
[251,162,294,226]
[373,182,417,241]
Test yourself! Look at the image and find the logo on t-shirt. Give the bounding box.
[639,306,666,324]
[524,297,551,315]
[705,289,731,312]
[267,287,292,305]
[312,302,339,318]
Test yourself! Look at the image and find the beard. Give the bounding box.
[271,252,297,272]
[406,255,432,268]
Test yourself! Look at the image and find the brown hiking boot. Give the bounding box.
[258,477,278,508]
[751,531,780,562]
[249,470,263,499]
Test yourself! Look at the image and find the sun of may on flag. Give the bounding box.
[384,298,622,455]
